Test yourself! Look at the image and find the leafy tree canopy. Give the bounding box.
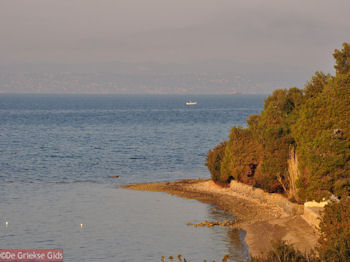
[206,43,350,201]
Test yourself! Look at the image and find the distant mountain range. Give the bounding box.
[0,61,314,94]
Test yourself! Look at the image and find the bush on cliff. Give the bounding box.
[220,127,261,184]
[218,88,303,193]
[205,141,226,182]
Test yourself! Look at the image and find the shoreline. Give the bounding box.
[121,179,318,257]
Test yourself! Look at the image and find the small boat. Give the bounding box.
[186,101,197,106]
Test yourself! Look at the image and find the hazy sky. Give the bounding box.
[1,0,350,72]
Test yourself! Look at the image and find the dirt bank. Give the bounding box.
[121,179,318,257]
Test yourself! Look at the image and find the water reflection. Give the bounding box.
[0,183,250,262]
[204,205,249,262]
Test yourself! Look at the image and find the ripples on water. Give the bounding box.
[0,94,264,261]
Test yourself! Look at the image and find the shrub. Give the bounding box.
[318,198,350,261]
[250,240,319,262]
[220,127,261,184]
[206,142,226,182]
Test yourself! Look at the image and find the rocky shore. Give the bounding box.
[121,179,318,257]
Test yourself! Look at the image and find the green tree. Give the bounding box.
[333,42,350,74]
[292,64,350,201]
[252,89,297,193]
[304,72,330,99]
[206,42,350,201]
[220,127,261,184]
[206,142,226,182]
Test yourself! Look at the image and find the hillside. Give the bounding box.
[206,43,350,202]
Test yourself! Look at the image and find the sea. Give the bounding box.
[0,94,265,262]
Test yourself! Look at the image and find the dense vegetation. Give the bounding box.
[318,198,350,261]
[206,43,350,202]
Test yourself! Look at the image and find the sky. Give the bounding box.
[0,0,350,93]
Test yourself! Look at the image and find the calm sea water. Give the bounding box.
[0,94,264,261]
